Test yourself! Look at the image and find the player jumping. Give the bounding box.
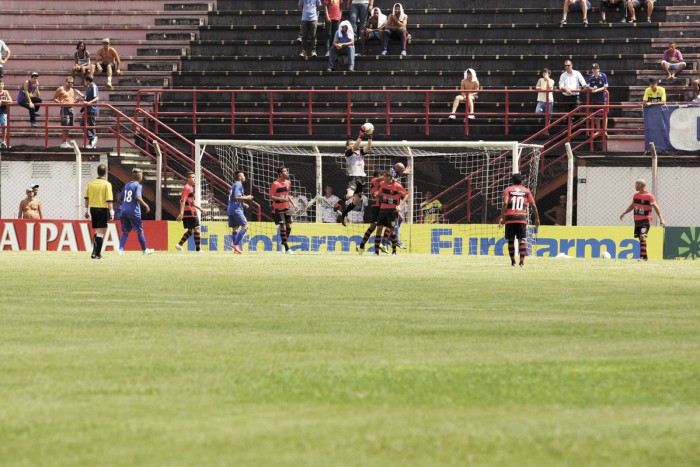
[498,173,540,267]
[337,125,373,226]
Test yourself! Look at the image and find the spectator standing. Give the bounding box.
[290,190,310,221]
[84,163,114,260]
[535,68,555,127]
[559,60,587,114]
[561,0,590,25]
[449,68,479,120]
[643,78,665,106]
[95,38,122,90]
[360,7,386,55]
[661,42,686,80]
[620,179,665,261]
[73,41,95,84]
[625,0,654,23]
[17,72,42,128]
[380,3,409,56]
[0,79,11,148]
[324,0,342,57]
[321,186,340,222]
[117,168,154,256]
[544,195,568,225]
[84,75,100,148]
[299,0,322,58]
[18,187,43,219]
[587,63,608,134]
[420,191,443,224]
[0,39,10,79]
[327,20,356,72]
[347,0,374,37]
[54,76,85,149]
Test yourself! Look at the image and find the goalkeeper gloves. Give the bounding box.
[358,130,365,139]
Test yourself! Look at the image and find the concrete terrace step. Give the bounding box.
[190,38,655,57]
[198,23,663,41]
[2,0,212,9]
[1,26,198,42]
[0,10,206,26]
[6,41,191,57]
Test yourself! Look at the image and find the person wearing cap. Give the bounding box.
[587,63,609,135]
[54,76,85,149]
[83,75,99,148]
[643,78,665,107]
[117,168,154,256]
[0,79,12,148]
[17,72,42,127]
[18,186,43,219]
[95,38,122,90]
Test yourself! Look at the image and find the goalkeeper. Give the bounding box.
[336,124,373,226]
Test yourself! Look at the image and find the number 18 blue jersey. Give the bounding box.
[120,181,143,218]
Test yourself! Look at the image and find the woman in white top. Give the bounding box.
[535,68,555,124]
[73,41,95,83]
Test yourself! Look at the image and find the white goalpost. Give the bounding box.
[193,139,542,255]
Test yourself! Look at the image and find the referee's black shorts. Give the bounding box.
[90,207,110,229]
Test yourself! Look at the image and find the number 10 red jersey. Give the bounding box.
[502,184,535,225]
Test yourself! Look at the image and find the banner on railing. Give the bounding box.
[0,220,168,251]
[644,104,700,152]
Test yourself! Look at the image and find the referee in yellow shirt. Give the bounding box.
[84,163,114,259]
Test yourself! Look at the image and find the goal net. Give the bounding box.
[194,139,541,256]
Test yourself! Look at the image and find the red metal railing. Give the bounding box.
[134,88,619,138]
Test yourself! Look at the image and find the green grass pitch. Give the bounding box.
[1,252,699,466]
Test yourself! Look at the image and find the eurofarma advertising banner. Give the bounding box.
[167,222,662,260]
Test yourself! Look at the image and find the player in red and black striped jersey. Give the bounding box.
[370,170,408,255]
[620,179,665,261]
[175,171,205,252]
[269,166,298,254]
[356,171,386,254]
[498,173,540,267]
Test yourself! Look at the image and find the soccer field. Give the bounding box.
[1,252,699,466]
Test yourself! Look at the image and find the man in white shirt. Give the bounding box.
[321,186,340,222]
[559,60,587,113]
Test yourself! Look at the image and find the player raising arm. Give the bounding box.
[175,171,205,252]
[498,173,540,267]
[620,179,665,261]
[270,167,297,254]
[337,123,373,226]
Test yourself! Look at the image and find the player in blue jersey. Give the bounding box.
[117,168,154,256]
[228,171,254,254]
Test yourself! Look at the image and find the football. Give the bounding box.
[361,122,374,135]
[601,251,612,259]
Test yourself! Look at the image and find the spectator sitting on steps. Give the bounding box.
[660,42,686,81]
[360,7,387,55]
[449,68,479,120]
[624,0,654,23]
[561,0,590,25]
[380,3,409,57]
[327,20,356,72]
[693,68,700,102]
[95,38,122,90]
